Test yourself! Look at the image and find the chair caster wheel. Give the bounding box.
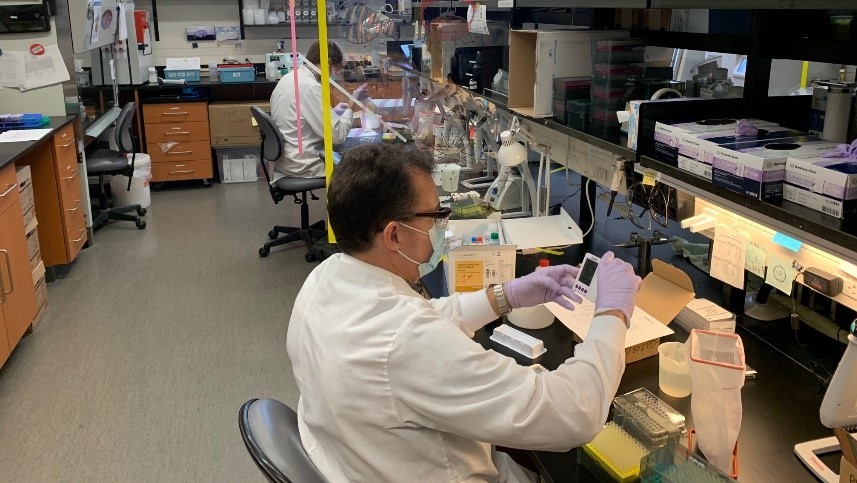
[305,252,317,263]
[136,219,146,229]
[268,230,278,240]
[202,179,212,188]
[259,247,270,258]
[137,207,147,216]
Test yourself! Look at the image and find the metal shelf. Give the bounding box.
[651,0,857,8]
[632,30,750,55]
[515,0,645,7]
[640,155,857,262]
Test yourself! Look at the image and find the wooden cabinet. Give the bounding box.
[17,123,87,268]
[143,102,213,183]
[0,164,38,368]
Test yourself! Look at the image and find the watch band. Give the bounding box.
[493,284,511,316]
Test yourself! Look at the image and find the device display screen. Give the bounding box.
[579,259,598,285]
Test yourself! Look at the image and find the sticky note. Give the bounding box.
[745,241,767,278]
[642,168,658,186]
[455,261,484,293]
[765,254,797,295]
[771,232,803,252]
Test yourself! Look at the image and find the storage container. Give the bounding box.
[215,146,260,183]
[218,66,257,83]
[163,69,201,82]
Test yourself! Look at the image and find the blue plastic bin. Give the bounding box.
[0,113,50,130]
[218,67,256,83]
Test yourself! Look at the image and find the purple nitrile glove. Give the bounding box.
[734,119,759,137]
[823,139,857,159]
[593,251,643,327]
[504,265,583,311]
[333,102,349,116]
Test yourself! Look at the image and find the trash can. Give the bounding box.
[110,153,152,209]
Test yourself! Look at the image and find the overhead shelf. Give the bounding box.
[640,155,857,262]
[651,0,857,8]
[515,0,645,7]
[632,30,750,55]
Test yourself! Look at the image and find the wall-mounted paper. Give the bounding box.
[745,241,767,278]
[21,45,71,91]
[0,51,26,89]
[766,254,798,295]
[710,224,746,289]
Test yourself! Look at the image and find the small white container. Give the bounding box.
[658,342,692,398]
[110,154,152,209]
[254,8,266,25]
[440,163,461,192]
[243,8,256,25]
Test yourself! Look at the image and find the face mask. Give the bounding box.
[397,222,445,278]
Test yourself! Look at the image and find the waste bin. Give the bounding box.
[110,153,152,209]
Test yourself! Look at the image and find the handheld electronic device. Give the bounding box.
[573,253,600,302]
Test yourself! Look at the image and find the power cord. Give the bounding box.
[789,261,834,385]
[581,179,595,238]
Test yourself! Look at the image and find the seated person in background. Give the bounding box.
[286,143,643,482]
[269,40,367,181]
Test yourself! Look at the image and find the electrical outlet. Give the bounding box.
[843,279,857,300]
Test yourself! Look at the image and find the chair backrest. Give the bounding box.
[239,398,327,483]
[251,106,283,164]
[114,102,137,154]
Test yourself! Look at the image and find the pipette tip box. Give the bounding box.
[578,421,648,483]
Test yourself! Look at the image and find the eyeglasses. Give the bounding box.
[617,182,672,230]
[401,206,452,230]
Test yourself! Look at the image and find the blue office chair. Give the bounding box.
[250,107,327,261]
[239,398,327,483]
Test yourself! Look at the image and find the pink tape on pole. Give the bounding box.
[289,0,303,154]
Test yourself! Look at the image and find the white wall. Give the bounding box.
[0,0,66,116]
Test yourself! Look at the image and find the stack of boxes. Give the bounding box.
[552,77,591,128]
[15,166,47,328]
[590,38,646,132]
[785,149,857,219]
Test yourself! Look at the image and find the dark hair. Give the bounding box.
[328,144,435,254]
[305,41,344,68]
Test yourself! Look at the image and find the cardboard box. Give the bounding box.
[841,456,856,483]
[33,274,47,318]
[25,217,40,267]
[678,129,808,166]
[784,184,855,219]
[508,29,629,118]
[32,297,47,329]
[208,102,270,146]
[428,21,508,81]
[564,260,695,363]
[711,140,840,201]
[215,146,260,183]
[785,154,857,217]
[653,118,780,166]
[444,217,516,294]
[16,165,35,216]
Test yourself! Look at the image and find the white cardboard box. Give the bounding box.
[677,128,807,166]
[785,153,857,217]
[444,217,516,294]
[653,118,779,166]
[784,183,853,219]
[508,29,629,118]
[711,140,840,201]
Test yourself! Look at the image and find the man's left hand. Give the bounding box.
[333,102,350,116]
[504,265,583,311]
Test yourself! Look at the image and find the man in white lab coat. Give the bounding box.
[287,144,642,482]
[269,41,367,180]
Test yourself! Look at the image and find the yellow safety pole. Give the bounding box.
[317,0,336,242]
[800,61,810,89]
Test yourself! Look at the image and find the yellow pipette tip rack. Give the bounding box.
[578,422,648,482]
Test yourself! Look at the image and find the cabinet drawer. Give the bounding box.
[60,178,84,228]
[52,123,77,162]
[0,165,19,216]
[65,210,87,261]
[143,103,208,124]
[147,141,211,163]
[145,121,211,143]
[151,159,213,182]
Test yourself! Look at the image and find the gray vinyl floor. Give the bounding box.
[0,181,325,482]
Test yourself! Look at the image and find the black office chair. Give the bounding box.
[86,102,147,230]
[239,398,327,483]
[250,107,326,262]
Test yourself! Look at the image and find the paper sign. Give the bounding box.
[165,57,201,70]
[766,254,797,295]
[710,225,746,289]
[0,50,26,88]
[745,241,767,278]
[455,261,485,293]
[467,5,489,35]
[22,45,70,91]
[548,298,674,349]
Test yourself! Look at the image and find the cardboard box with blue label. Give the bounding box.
[712,140,840,201]
[785,152,857,219]
[653,118,779,166]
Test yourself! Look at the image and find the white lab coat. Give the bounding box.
[269,65,353,180]
[287,254,628,482]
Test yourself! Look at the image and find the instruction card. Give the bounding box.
[548,298,674,349]
[710,224,746,289]
[765,254,797,295]
[745,241,767,278]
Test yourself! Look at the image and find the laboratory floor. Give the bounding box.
[0,182,321,481]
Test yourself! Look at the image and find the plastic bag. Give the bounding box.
[687,329,745,475]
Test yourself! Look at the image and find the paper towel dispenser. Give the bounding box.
[0,2,51,34]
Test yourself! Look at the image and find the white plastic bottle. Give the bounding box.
[507,259,557,330]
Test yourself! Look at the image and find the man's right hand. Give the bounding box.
[352,83,369,102]
[593,252,642,327]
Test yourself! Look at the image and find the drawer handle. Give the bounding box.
[0,184,15,198]
[163,112,189,116]
[63,169,80,180]
[0,250,13,296]
[71,231,87,243]
[164,131,191,135]
[169,170,194,175]
[167,151,193,155]
[68,199,83,212]
[60,139,75,147]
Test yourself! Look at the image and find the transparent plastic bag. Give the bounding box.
[687,329,745,475]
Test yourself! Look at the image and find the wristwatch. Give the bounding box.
[493,284,511,316]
